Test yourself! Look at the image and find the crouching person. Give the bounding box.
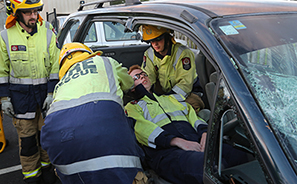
[125,65,247,184]
[40,43,146,184]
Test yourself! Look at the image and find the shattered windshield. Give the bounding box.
[211,14,297,169]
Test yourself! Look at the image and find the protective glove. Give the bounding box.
[42,93,53,112]
[1,97,15,118]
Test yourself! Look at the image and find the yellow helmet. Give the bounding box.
[9,0,44,16]
[142,25,176,44]
[59,42,102,79]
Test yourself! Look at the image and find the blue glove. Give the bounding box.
[1,97,15,118]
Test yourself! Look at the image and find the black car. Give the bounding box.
[58,0,297,183]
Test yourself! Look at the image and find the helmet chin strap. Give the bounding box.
[161,33,171,53]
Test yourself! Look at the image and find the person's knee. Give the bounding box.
[179,151,204,183]
[21,134,38,156]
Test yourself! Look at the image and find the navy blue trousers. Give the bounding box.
[143,122,247,184]
[41,101,144,184]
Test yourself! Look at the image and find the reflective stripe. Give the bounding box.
[54,155,142,175]
[167,110,187,118]
[173,45,187,70]
[41,161,51,167]
[172,94,184,102]
[10,76,48,85]
[138,100,152,121]
[103,57,117,95]
[16,112,36,119]
[0,77,9,84]
[170,94,188,115]
[45,22,52,57]
[1,30,10,59]
[172,85,187,97]
[138,100,164,148]
[147,47,155,65]
[47,92,122,115]
[23,167,41,178]
[148,126,163,148]
[50,73,59,80]
[194,119,207,130]
[138,100,169,124]
[151,113,168,124]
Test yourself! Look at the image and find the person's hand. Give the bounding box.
[1,97,15,118]
[200,133,207,152]
[42,93,53,112]
[170,137,203,152]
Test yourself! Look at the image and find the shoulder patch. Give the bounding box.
[182,57,191,70]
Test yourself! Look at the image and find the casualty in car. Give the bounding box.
[57,0,297,183]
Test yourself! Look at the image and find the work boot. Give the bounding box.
[41,165,57,184]
[26,181,41,184]
[24,176,41,184]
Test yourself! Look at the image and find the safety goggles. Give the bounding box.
[21,9,39,16]
[150,34,165,43]
[133,71,148,81]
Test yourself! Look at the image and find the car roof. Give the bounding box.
[69,0,297,19]
[154,0,297,17]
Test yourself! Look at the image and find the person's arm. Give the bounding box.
[200,132,207,152]
[184,100,208,148]
[141,48,157,86]
[112,59,134,93]
[125,102,175,149]
[170,137,203,152]
[172,48,197,97]
[0,33,10,97]
[47,28,60,93]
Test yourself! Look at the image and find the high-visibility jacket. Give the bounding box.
[47,56,134,115]
[142,43,197,97]
[125,89,207,149]
[0,21,59,119]
[42,56,143,183]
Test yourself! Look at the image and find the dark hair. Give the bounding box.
[163,33,172,50]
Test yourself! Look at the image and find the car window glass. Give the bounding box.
[205,78,267,183]
[61,17,84,46]
[174,31,199,52]
[69,21,80,41]
[211,14,297,167]
[84,23,97,42]
[103,22,138,41]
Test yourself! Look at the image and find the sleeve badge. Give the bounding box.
[182,57,191,70]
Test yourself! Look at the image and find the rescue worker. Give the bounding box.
[0,0,59,183]
[141,25,205,114]
[125,65,247,184]
[40,43,147,184]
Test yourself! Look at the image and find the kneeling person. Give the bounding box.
[41,43,146,184]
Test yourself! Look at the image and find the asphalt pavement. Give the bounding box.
[0,115,62,184]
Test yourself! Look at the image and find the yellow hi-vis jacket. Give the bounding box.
[0,21,59,88]
[142,43,197,98]
[0,21,59,119]
[125,93,206,148]
[47,56,134,115]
